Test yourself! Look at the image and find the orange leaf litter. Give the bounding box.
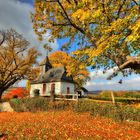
[0,111,140,140]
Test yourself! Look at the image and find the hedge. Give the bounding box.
[10,97,140,122]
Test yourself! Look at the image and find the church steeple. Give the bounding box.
[45,56,52,72]
[40,56,52,75]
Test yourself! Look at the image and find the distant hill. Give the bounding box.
[86,90,140,95]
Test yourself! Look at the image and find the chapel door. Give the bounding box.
[43,84,46,95]
[67,87,70,94]
[51,83,55,95]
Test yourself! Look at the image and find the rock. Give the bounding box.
[0,102,14,112]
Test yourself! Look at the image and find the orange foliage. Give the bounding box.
[2,88,28,100]
[48,51,90,86]
[0,111,140,139]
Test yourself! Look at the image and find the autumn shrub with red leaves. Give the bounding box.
[2,88,28,100]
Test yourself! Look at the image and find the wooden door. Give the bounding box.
[67,87,70,94]
[51,84,55,94]
[43,84,46,94]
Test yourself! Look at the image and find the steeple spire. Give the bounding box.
[40,56,52,75]
[45,56,52,72]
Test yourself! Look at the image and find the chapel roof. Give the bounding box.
[31,67,74,84]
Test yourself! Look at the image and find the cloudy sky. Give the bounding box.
[0,0,59,58]
[0,0,140,91]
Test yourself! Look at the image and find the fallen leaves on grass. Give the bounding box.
[0,111,140,139]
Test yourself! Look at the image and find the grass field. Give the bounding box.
[0,111,140,140]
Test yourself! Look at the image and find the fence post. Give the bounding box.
[111,91,115,104]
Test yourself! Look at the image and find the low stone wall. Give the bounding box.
[0,102,14,112]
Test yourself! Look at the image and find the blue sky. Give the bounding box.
[0,0,140,91]
[19,0,34,5]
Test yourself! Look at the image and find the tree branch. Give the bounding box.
[119,57,140,70]
[0,31,5,46]
[52,23,71,26]
[132,0,139,6]
[116,0,126,19]
[57,0,85,34]
[45,0,85,34]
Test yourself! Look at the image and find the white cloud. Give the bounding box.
[89,67,119,79]
[0,0,59,59]
[85,69,140,91]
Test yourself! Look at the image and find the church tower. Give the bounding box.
[45,56,52,72]
[40,56,52,75]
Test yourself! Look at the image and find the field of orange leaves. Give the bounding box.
[0,111,140,140]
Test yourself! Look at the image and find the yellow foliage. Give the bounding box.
[48,51,90,86]
[0,29,39,98]
[32,0,140,72]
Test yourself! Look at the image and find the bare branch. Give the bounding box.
[0,31,5,46]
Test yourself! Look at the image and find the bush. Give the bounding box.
[87,94,140,104]
[10,97,140,122]
[26,97,49,112]
[124,91,140,98]
[10,98,26,112]
[0,98,9,103]
[10,97,49,112]
[75,100,140,122]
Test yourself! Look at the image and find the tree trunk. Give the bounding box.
[0,89,4,99]
[111,91,115,104]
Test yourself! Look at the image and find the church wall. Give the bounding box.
[30,82,75,97]
[60,82,75,94]
[30,84,43,97]
[30,82,62,97]
[45,82,61,95]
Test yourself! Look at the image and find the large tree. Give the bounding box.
[32,0,140,77]
[0,29,38,99]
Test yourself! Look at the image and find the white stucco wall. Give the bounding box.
[30,84,43,97]
[30,82,75,97]
[60,82,75,95]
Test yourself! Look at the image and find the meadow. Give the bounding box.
[0,97,140,139]
[0,111,140,140]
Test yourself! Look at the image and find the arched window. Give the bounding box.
[67,87,70,94]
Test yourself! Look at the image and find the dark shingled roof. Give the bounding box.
[31,67,74,84]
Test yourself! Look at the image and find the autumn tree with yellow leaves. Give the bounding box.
[40,51,90,87]
[32,0,140,77]
[0,29,39,99]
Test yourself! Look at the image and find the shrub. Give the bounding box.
[10,97,140,122]
[24,97,49,112]
[74,100,140,122]
[87,94,140,104]
[0,98,9,103]
[2,88,28,100]
[124,91,140,98]
[10,98,26,112]
[10,97,49,112]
